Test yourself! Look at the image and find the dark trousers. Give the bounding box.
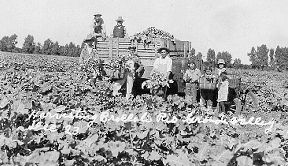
[200,89,217,107]
[218,101,230,114]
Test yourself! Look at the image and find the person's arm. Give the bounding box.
[223,68,227,74]
[213,68,218,76]
[124,26,128,38]
[151,59,159,74]
[191,69,201,82]
[135,58,144,73]
[183,71,190,82]
[112,26,116,38]
[101,24,107,37]
[198,74,204,85]
[90,22,95,36]
[224,80,229,87]
[217,79,222,89]
[166,58,172,79]
[222,80,229,92]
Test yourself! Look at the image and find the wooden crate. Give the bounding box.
[96,37,190,59]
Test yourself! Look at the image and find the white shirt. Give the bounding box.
[79,44,97,64]
[86,44,93,55]
[152,56,172,75]
[217,80,229,102]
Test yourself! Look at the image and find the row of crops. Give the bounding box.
[0,52,288,166]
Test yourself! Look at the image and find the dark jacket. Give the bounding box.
[113,25,125,38]
[133,55,145,78]
[94,25,103,34]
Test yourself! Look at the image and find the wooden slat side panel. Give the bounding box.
[97,38,190,51]
[137,48,155,51]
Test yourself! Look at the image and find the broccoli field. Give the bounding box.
[0,51,288,166]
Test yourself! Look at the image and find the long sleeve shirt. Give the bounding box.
[112,25,127,38]
[152,56,172,77]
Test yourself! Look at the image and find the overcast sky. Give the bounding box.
[1,0,288,64]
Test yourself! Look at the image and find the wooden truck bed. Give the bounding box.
[95,37,197,92]
[96,37,190,64]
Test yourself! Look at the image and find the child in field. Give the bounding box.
[199,66,217,109]
[217,72,229,114]
[183,60,201,104]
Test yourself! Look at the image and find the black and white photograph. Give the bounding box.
[0,0,288,165]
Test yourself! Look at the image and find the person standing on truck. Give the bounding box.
[113,16,127,38]
[90,14,106,47]
[125,46,145,99]
[183,60,201,104]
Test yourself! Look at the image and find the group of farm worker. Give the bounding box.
[111,44,229,114]
[183,58,229,113]
[79,14,128,64]
[110,46,145,98]
[81,14,230,113]
[111,46,173,99]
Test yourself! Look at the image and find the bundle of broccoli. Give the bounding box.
[133,27,174,40]
[131,27,175,48]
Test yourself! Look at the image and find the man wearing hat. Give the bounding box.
[151,47,175,98]
[90,14,106,46]
[113,16,127,38]
[215,59,227,76]
[151,47,173,78]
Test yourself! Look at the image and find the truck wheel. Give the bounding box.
[242,91,259,112]
[232,98,242,115]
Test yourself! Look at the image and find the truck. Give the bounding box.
[91,33,201,93]
[81,30,258,112]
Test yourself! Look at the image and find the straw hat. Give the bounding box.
[83,34,94,43]
[116,16,124,22]
[157,47,170,53]
[218,59,225,64]
[94,14,102,17]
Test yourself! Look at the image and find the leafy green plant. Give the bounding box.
[0,53,288,165]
